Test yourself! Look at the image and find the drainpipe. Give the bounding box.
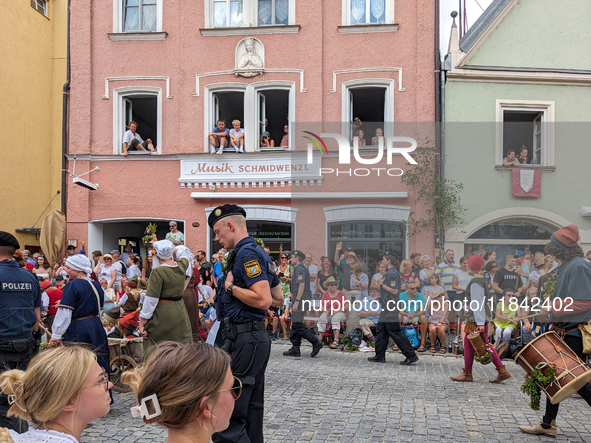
[440,67,446,255]
[61,0,71,215]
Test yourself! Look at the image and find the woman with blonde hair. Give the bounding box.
[399,259,419,292]
[123,341,239,443]
[0,345,112,442]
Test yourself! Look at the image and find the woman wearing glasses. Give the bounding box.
[0,346,112,442]
[124,341,239,443]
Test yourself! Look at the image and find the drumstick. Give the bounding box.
[39,324,52,339]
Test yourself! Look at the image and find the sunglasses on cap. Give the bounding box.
[217,376,242,400]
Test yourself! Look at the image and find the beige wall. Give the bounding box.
[0,1,67,249]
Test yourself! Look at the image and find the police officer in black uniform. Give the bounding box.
[208,204,283,443]
[0,231,42,432]
[283,250,323,358]
[368,254,418,365]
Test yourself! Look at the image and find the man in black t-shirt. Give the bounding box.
[492,255,523,299]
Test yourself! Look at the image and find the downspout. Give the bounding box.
[440,67,446,254]
[435,0,443,255]
[61,0,71,215]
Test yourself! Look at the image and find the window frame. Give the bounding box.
[204,81,295,153]
[342,0,395,26]
[495,99,555,168]
[255,0,290,26]
[341,79,395,146]
[112,87,163,155]
[113,0,163,34]
[205,0,295,28]
[31,0,48,17]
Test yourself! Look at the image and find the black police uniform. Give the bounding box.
[287,262,321,353]
[212,235,278,443]
[373,266,417,361]
[0,259,42,432]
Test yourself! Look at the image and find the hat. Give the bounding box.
[208,204,247,229]
[535,257,545,268]
[262,131,270,137]
[40,281,52,291]
[66,245,76,250]
[103,307,121,323]
[0,231,20,249]
[345,251,358,260]
[551,224,580,248]
[109,249,119,255]
[292,250,305,261]
[120,311,139,331]
[55,274,64,280]
[467,254,483,272]
[431,289,444,297]
[369,284,380,292]
[325,276,338,285]
[26,263,34,270]
[126,275,139,288]
[102,254,114,260]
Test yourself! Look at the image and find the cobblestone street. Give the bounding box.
[84,341,591,443]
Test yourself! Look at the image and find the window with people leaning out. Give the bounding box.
[209,88,290,153]
[501,109,545,167]
[120,95,158,156]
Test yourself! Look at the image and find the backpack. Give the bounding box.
[348,327,363,346]
[403,326,419,347]
[493,338,510,359]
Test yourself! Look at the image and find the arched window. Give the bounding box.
[465,218,556,266]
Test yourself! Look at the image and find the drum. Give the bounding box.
[514,331,591,404]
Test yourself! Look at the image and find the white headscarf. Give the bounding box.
[65,255,93,277]
[152,240,174,269]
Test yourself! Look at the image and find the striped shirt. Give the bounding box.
[436,262,461,291]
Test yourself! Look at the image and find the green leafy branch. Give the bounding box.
[400,145,466,240]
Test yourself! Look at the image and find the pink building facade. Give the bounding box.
[67,0,437,265]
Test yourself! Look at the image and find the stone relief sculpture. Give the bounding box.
[235,38,264,77]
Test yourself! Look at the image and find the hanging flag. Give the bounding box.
[512,169,541,197]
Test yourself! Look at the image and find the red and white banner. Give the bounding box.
[512,169,541,197]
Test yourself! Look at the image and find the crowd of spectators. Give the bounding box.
[12,230,570,358]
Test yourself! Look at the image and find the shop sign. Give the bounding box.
[179,152,322,185]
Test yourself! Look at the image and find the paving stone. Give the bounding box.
[85,343,590,442]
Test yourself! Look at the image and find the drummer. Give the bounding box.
[518,224,591,437]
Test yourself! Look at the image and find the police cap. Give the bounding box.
[208,204,247,228]
[0,231,20,249]
[292,250,305,261]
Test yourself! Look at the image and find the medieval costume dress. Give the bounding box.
[51,255,110,378]
[140,241,193,351]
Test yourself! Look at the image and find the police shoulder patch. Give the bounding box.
[244,259,262,278]
[297,273,303,281]
[390,280,397,287]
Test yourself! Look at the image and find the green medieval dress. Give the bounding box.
[143,257,192,351]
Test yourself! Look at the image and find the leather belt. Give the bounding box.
[235,321,266,334]
[159,297,182,302]
[71,315,96,323]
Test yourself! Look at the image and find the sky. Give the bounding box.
[440,0,494,56]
